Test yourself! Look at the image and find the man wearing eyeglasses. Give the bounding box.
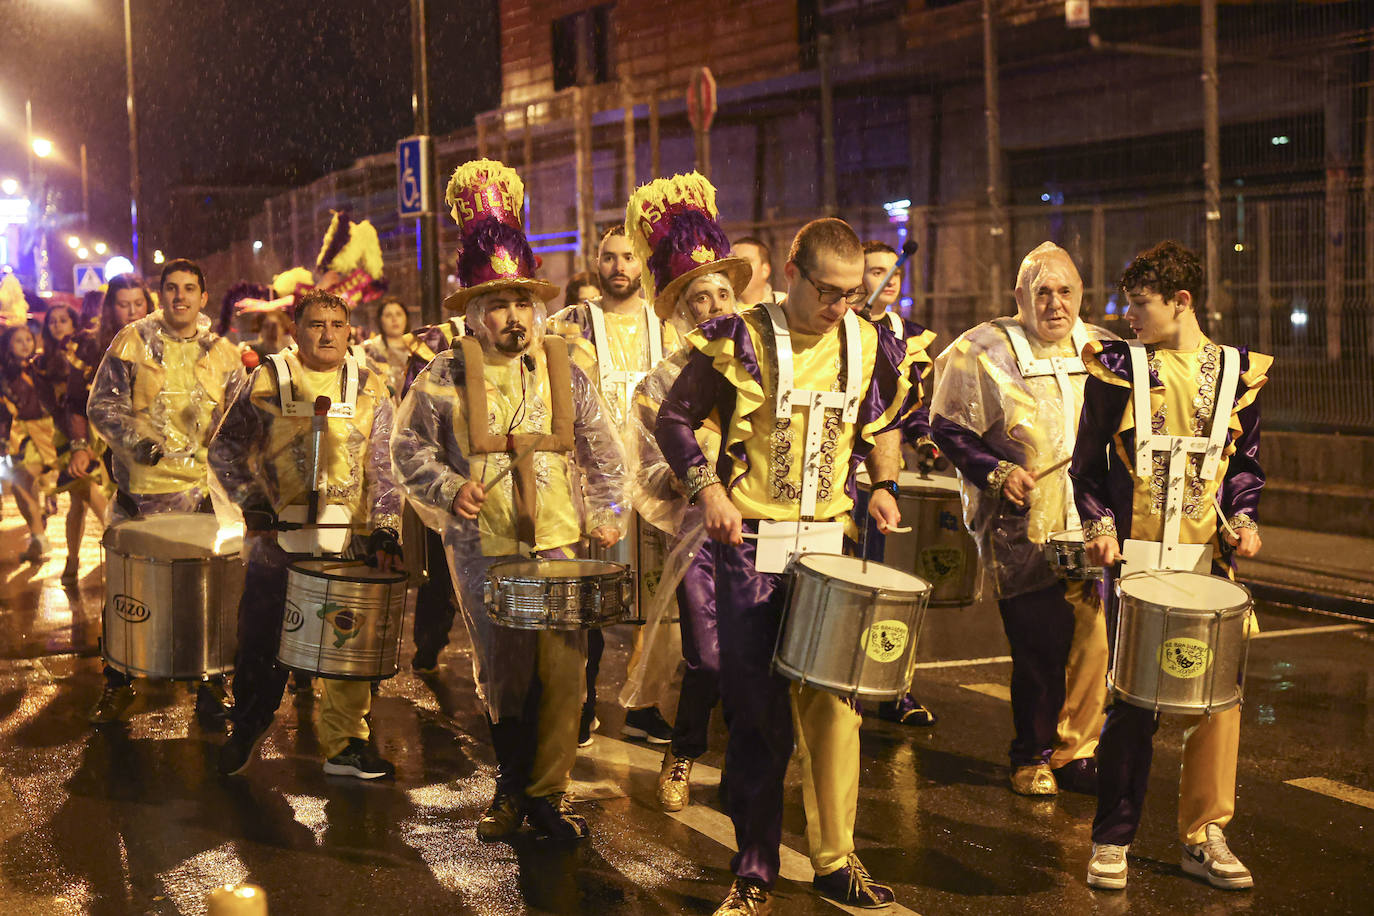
[655,218,925,914]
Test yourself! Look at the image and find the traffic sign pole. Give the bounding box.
[408,0,441,326]
[687,67,717,179]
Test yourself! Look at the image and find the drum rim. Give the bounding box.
[793,552,932,598]
[1117,571,1252,615]
[488,557,629,583]
[287,559,407,584]
[103,547,239,566]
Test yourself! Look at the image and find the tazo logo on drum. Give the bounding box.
[282,603,306,634]
[862,620,909,664]
[112,594,149,623]
[1158,638,1214,679]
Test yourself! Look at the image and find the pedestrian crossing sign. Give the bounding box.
[74,264,104,294]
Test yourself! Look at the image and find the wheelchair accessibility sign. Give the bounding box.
[396,135,433,218]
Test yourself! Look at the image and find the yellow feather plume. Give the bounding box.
[0,274,28,328]
[271,267,315,298]
[624,171,718,307]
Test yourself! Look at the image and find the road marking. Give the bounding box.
[1285,777,1374,810]
[959,683,1011,703]
[581,735,922,915]
[1252,623,1368,640]
[913,655,1011,670]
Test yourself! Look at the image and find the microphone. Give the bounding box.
[307,395,331,525]
[522,353,536,372]
[864,239,921,311]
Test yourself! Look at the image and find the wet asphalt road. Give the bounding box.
[0,502,1370,915]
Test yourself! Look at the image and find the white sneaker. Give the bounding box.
[1182,824,1254,889]
[1087,843,1129,890]
[23,535,49,562]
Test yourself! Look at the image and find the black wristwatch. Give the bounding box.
[871,479,901,498]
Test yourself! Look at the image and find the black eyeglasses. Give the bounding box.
[796,263,867,306]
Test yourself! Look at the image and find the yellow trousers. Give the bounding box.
[528,631,586,799]
[791,683,862,876]
[316,679,372,759]
[1049,579,1109,768]
[1177,703,1242,844]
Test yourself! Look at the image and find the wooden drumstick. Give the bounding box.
[1031,455,1072,480]
[483,440,544,490]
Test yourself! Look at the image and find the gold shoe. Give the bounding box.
[1011,763,1058,796]
[657,752,693,812]
[713,878,772,915]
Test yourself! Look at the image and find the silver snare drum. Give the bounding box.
[485,558,633,630]
[859,470,976,607]
[278,560,408,679]
[102,512,244,679]
[773,553,932,702]
[1110,570,1253,715]
[1044,529,1104,580]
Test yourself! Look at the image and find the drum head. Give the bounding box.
[103,512,242,558]
[855,469,961,496]
[290,559,406,583]
[796,553,929,595]
[1049,529,1085,544]
[492,558,624,580]
[1119,570,1249,611]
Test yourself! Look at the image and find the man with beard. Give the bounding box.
[393,159,627,840]
[552,225,680,747]
[86,259,245,724]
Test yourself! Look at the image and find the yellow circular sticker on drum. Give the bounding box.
[1158,638,1214,679]
[861,620,909,664]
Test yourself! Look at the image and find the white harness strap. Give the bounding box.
[588,301,662,412]
[996,317,1090,530]
[765,303,862,520]
[885,311,904,339]
[1127,341,1239,563]
[267,352,359,418]
[448,316,466,339]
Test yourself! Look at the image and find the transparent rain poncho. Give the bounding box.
[207,347,403,539]
[389,296,629,717]
[87,310,245,499]
[931,315,1117,599]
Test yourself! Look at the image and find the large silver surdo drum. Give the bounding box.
[278,559,408,679]
[102,512,244,679]
[485,558,634,630]
[1110,570,1253,715]
[774,553,932,701]
[859,470,977,607]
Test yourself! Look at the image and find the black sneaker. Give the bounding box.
[622,706,672,744]
[89,684,136,725]
[195,679,232,724]
[1053,758,1099,795]
[877,693,937,727]
[578,705,599,748]
[218,722,270,776]
[291,672,314,696]
[524,793,589,840]
[411,647,440,675]
[323,738,395,780]
[476,791,525,843]
[812,854,895,908]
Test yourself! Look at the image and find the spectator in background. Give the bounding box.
[246,310,293,360]
[562,271,601,311]
[0,324,59,561]
[731,236,780,306]
[363,296,412,401]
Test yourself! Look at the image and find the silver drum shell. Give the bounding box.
[773,554,932,702]
[1110,573,1253,715]
[861,473,977,607]
[278,560,408,679]
[485,559,633,630]
[102,541,244,680]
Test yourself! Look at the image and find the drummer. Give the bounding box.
[656,217,923,914]
[622,172,750,812]
[86,258,245,725]
[210,288,402,779]
[855,239,941,728]
[929,242,1113,797]
[551,223,681,748]
[392,159,627,842]
[1072,240,1269,892]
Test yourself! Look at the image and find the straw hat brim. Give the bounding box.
[443,277,562,313]
[652,257,754,321]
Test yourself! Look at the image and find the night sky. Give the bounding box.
[0,0,499,262]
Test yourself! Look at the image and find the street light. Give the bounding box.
[77,246,89,259]
[31,138,54,159]
[94,242,108,255]
[152,249,164,265]
[0,178,17,196]
[67,235,80,249]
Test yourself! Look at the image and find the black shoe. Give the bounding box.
[89,684,136,724]
[323,738,395,780]
[578,704,599,748]
[291,673,314,695]
[1053,758,1099,795]
[218,722,270,776]
[622,706,673,744]
[411,647,440,675]
[524,793,589,840]
[877,693,937,727]
[812,854,895,908]
[195,679,232,723]
[476,791,525,843]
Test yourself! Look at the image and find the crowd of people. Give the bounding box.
[0,156,1271,915]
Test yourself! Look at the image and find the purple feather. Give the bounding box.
[647,206,731,292]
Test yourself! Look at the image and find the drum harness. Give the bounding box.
[750,303,863,574]
[588,299,663,424]
[1125,340,1240,573]
[266,352,362,555]
[457,335,575,548]
[994,317,1091,533]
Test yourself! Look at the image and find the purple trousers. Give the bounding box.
[670,545,720,760]
[997,581,1077,767]
[712,532,794,888]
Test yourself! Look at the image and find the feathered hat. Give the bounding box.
[443,158,558,313]
[626,172,751,321]
[0,274,29,329]
[316,209,387,308]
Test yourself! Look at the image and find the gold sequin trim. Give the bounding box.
[1083,517,1118,541]
[1227,513,1258,532]
[1146,343,1221,520]
[686,464,721,501]
[986,460,1017,495]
